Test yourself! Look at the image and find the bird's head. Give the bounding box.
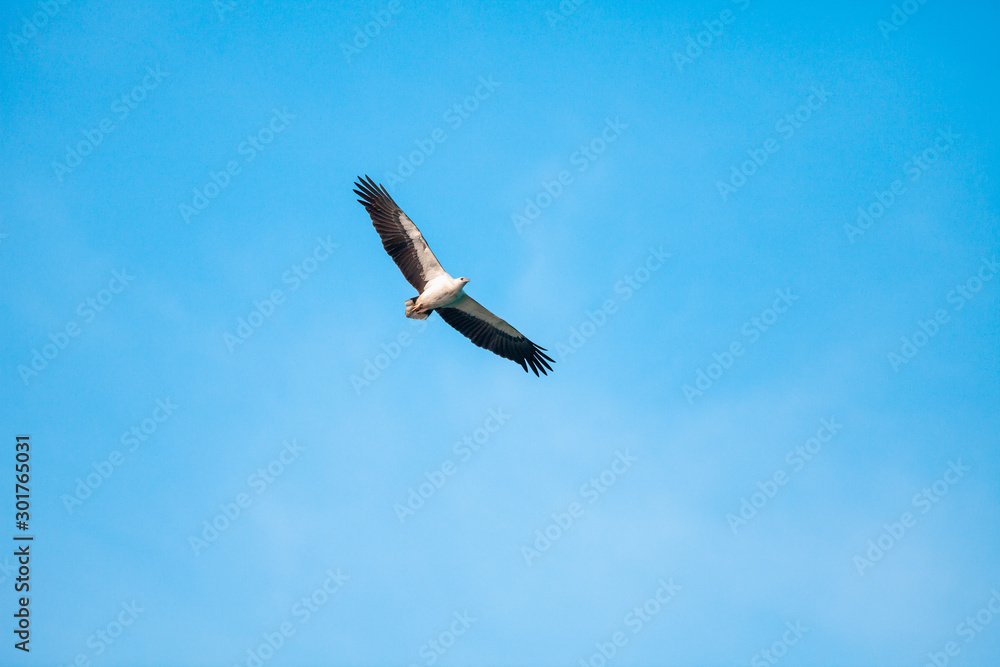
[458,277,470,285]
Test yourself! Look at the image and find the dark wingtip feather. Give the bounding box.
[531,343,554,374]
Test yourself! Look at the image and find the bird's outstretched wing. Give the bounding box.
[436,294,555,376]
[354,175,446,291]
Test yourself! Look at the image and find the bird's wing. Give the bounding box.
[435,294,555,376]
[354,175,447,292]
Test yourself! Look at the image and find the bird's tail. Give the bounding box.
[404,297,429,320]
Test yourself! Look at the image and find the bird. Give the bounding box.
[354,176,555,376]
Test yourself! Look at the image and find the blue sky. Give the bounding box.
[2,0,999,665]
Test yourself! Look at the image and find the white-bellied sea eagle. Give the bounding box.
[354,176,554,376]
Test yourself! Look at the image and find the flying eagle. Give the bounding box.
[354,176,554,376]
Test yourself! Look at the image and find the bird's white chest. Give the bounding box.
[419,276,465,309]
